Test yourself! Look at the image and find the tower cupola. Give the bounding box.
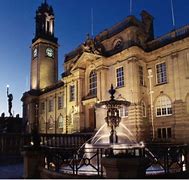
[30,1,58,90]
[33,1,57,43]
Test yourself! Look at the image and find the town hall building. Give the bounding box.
[22,1,189,144]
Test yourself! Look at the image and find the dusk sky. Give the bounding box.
[0,0,189,116]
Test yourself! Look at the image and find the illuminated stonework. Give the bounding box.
[30,1,58,90]
[22,4,189,144]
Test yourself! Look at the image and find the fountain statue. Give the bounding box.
[89,84,138,146]
[98,84,130,144]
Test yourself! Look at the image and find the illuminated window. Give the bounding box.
[119,106,128,117]
[156,62,167,84]
[89,70,97,96]
[48,99,53,112]
[155,95,172,117]
[139,65,144,86]
[116,67,124,88]
[141,101,146,117]
[70,85,75,101]
[58,96,63,110]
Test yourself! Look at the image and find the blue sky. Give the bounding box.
[0,0,189,116]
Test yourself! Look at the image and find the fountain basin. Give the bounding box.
[85,142,145,157]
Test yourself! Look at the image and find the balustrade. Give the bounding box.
[147,25,189,51]
[0,133,93,155]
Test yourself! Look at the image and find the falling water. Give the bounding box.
[90,122,137,145]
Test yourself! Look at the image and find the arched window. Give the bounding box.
[89,70,97,96]
[47,116,54,129]
[141,101,146,117]
[155,95,172,117]
[58,115,64,129]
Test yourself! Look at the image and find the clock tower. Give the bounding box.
[31,1,58,90]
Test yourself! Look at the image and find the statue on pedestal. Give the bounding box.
[7,85,13,117]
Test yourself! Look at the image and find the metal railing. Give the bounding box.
[43,146,105,177]
[0,133,188,177]
[42,144,188,177]
[42,146,146,177]
[145,143,188,176]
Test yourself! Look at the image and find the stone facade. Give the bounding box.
[22,2,189,144]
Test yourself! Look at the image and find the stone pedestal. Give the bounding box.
[22,147,44,179]
[101,157,149,179]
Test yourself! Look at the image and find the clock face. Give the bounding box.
[33,48,38,58]
[46,47,54,58]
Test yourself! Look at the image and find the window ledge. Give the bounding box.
[115,85,125,89]
[121,116,128,119]
[82,94,97,101]
[156,114,172,118]
[155,82,168,86]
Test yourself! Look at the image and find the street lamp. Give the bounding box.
[148,68,155,140]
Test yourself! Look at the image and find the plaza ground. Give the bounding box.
[0,156,23,179]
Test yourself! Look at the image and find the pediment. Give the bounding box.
[70,52,102,72]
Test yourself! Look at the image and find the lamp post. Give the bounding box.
[148,69,155,140]
[6,85,9,94]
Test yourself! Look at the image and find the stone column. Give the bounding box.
[54,94,57,134]
[77,70,85,131]
[127,57,140,103]
[99,67,108,101]
[171,53,189,143]
[127,57,144,142]
[172,53,181,100]
[128,103,145,142]
[29,99,38,133]
[22,147,44,179]
[96,70,101,101]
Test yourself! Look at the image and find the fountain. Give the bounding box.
[59,85,187,178]
[60,84,148,178]
[79,85,148,178]
[83,84,144,153]
[95,84,131,144]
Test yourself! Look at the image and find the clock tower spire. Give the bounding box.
[31,1,58,90]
